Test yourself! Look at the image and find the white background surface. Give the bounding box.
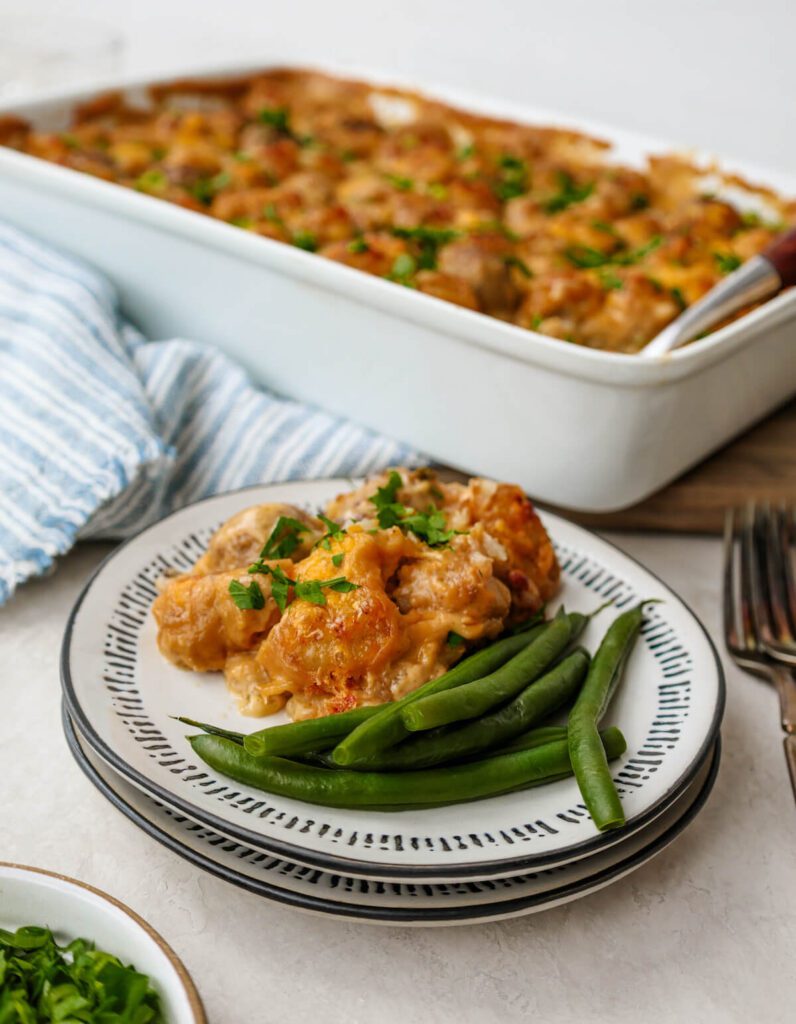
[2,3,795,1022]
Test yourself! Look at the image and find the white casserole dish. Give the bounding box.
[1,63,794,512]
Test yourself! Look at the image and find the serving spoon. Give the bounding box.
[642,226,796,357]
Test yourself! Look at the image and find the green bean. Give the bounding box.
[189,727,627,810]
[308,725,573,770]
[401,610,583,733]
[331,622,548,766]
[495,725,568,754]
[345,649,589,771]
[244,705,382,758]
[173,717,244,744]
[568,602,647,831]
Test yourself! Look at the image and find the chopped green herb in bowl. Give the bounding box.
[0,924,164,1022]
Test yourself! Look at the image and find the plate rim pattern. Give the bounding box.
[63,705,721,925]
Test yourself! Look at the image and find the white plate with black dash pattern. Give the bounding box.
[61,480,724,884]
[65,708,720,926]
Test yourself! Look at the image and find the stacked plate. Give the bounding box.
[61,480,725,926]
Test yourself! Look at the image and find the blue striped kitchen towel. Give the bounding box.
[0,221,421,604]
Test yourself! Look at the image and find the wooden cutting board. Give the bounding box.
[548,399,796,534]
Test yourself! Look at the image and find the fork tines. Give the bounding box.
[724,502,796,670]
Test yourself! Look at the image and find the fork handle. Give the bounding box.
[773,666,796,733]
[784,735,796,804]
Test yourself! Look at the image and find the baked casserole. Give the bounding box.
[3,67,793,352]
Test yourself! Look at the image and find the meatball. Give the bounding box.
[192,503,324,574]
[152,564,289,672]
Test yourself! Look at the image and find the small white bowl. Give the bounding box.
[0,862,205,1023]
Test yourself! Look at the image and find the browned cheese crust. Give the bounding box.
[151,470,560,720]
[5,68,793,352]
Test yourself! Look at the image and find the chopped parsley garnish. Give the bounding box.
[565,235,662,269]
[741,211,785,232]
[368,470,465,547]
[244,563,358,612]
[332,552,344,567]
[389,252,417,281]
[340,149,356,163]
[60,133,79,149]
[209,170,231,191]
[426,182,448,199]
[391,226,459,270]
[630,192,650,210]
[392,227,459,244]
[293,231,318,252]
[263,202,283,225]
[617,235,663,264]
[229,578,266,610]
[714,251,742,275]
[260,515,310,559]
[371,469,404,514]
[530,313,543,330]
[238,527,358,611]
[0,925,164,1022]
[229,216,253,229]
[398,508,461,546]
[316,513,346,550]
[563,245,611,269]
[260,564,292,611]
[457,143,476,161]
[475,219,520,242]
[670,286,687,310]
[233,150,252,162]
[295,575,358,606]
[591,219,618,236]
[505,254,533,278]
[738,210,785,232]
[446,631,466,647]
[386,174,414,191]
[599,271,624,290]
[134,169,167,194]
[348,236,370,253]
[318,512,344,534]
[257,106,291,133]
[190,171,231,205]
[493,154,529,201]
[542,171,594,214]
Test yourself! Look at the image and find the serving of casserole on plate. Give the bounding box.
[152,468,559,720]
[2,63,795,509]
[61,475,724,881]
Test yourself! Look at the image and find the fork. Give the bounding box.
[723,502,796,799]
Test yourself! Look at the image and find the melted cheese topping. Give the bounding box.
[151,472,559,719]
[4,68,792,352]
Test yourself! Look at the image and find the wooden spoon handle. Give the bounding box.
[763,226,796,287]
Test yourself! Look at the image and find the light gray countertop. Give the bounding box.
[3,534,794,1023]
